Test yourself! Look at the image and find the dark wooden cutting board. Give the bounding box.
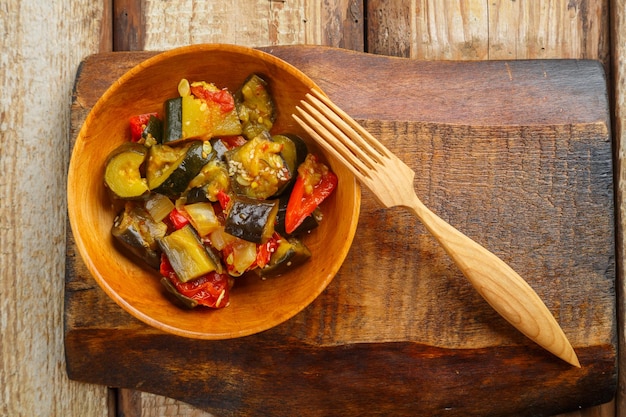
[65,46,616,417]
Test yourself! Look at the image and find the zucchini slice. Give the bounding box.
[104,142,149,199]
[235,74,276,140]
[162,97,183,144]
[141,114,163,144]
[157,224,218,282]
[224,195,279,244]
[146,141,213,198]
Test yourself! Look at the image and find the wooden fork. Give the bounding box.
[293,88,580,368]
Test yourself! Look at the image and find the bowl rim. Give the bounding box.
[67,43,361,339]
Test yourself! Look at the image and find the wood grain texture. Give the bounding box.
[139,0,363,51]
[0,0,111,416]
[367,0,610,67]
[611,0,626,414]
[65,47,616,417]
[113,0,144,50]
[104,0,614,416]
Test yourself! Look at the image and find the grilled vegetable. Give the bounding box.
[256,236,311,277]
[225,131,291,199]
[160,255,231,309]
[104,142,149,199]
[224,195,279,244]
[274,193,319,236]
[162,98,183,144]
[235,74,276,140]
[158,224,219,283]
[129,113,162,144]
[146,140,213,198]
[285,154,337,234]
[184,201,221,237]
[144,193,175,223]
[184,159,230,204]
[272,134,308,196]
[111,202,167,268]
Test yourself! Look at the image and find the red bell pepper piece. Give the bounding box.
[285,154,338,234]
[129,113,158,142]
[168,208,189,230]
[160,255,231,308]
[216,190,231,211]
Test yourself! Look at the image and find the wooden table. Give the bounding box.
[2,1,625,416]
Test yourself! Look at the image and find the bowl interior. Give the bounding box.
[67,44,360,339]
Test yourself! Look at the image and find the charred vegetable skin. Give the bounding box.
[104,74,337,310]
[225,196,279,244]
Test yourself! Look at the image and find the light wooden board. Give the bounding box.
[0,0,112,416]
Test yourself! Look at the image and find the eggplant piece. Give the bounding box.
[162,97,183,144]
[256,236,311,277]
[184,159,230,204]
[224,195,279,244]
[111,202,167,268]
[146,140,213,198]
[104,142,149,200]
[225,131,291,200]
[235,74,276,140]
[271,134,308,196]
[273,193,319,236]
[142,114,163,144]
[157,224,219,282]
[160,277,199,309]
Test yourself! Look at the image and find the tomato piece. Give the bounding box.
[168,208,190,230]
[285,154,338,234]
[219,135,247,150]
[129,113,158,142]
[160,255,230,308]
[255,233,280,269]
[190,85,235,113]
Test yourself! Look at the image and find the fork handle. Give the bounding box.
[406,192,580,367]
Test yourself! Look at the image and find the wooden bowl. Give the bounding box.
[67,44,360,339]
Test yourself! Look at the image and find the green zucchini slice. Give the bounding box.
[146,141,213,198]
[162,97,183,144]
[104,142,149,199]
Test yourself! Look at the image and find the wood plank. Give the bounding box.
[112,1,614,416]
[113,0,144,51]
[367,0,610,68]
[611,0,626,415]
[66,47,615,417]
[0,0,112,416]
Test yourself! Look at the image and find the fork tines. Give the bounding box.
[293,89,392,180]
